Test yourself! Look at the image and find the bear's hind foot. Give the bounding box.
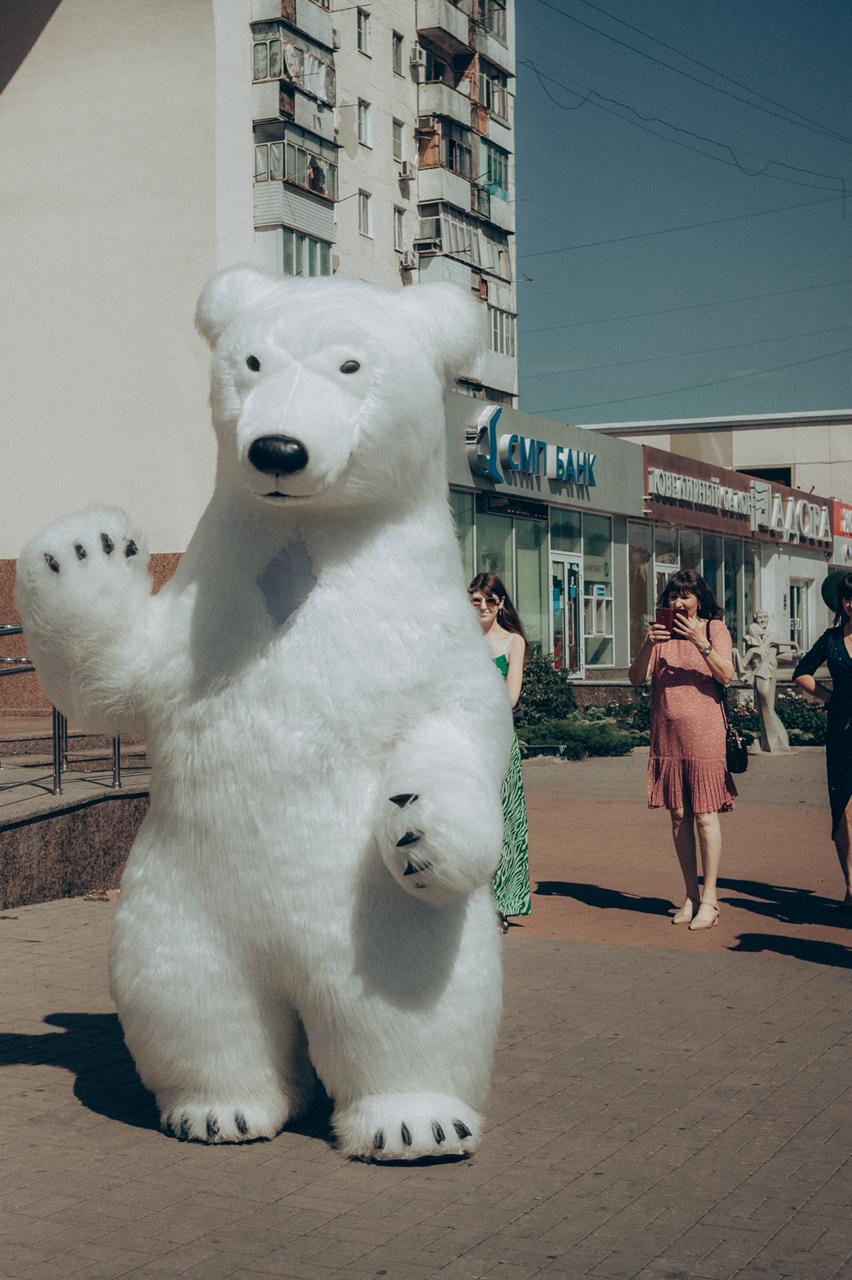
[334,1093,481,1162]
[160,1096,294,1145]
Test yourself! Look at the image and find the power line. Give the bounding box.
[529,0,852,147]
[522,324,852,383]
[529,345,852,416]
[518,194,844,261]
[522,278,852,336]
[521,62,850,196]
[568,0,852,145]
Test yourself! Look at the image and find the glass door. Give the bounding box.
[551,555,583,676]
[789,579,809,651]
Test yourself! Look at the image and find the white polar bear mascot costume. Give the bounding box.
[16,267,513,1161]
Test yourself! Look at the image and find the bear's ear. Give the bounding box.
[195,266,282,348]
[396,282,486,383]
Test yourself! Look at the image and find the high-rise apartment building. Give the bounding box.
[0,0,516,679]
[250,0,517,404]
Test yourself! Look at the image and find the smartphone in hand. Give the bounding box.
[655,606,675,633]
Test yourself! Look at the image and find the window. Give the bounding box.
[357,99,371,146]
[478,0,507,42]
[281,229,332,277]
[252,24,335,103]
[434,206,511,278]
[628,521,653,661]
[482,140,509,199]
[358,189,372,237]
[253,35,281,81]
[392,118,404,163]
[356,8,370,54]
[479,61,509,120]
[583,513,613,666]
[449,490,475,581]
[442,121,472,178]
[488,307,516,357]
[254,136,338,200]
[392,31,404,76]
[425,49,449,83]
[394,206,405,252]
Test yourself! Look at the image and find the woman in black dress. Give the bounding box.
[793,573,852,908]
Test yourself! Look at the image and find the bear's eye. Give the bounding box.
[246,355,261,372]
[339,359,360,374]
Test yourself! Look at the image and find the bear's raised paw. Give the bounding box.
[16,507,149,624]
[334,1093,481,1162]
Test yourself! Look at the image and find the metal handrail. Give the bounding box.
[0,624,126,796]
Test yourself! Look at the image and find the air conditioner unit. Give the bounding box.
[399,160,415,181]
[332,26,341,49]
[409,43,426,67]
[400,250,418,270]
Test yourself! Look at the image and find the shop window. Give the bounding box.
[551,508,581,554]
[449,490,475,582]
[356,7,370,54]
[515,518,548,657]
[475,505,514,598]
[723,538,742,650]
[628,521,653,662]
[583,513,613,666]
[743,542,758,628]
[679,528,701,571]
[702,533,722,609]
[281,229,332,277]
[392,31,404,76]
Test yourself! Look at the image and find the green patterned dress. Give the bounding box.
[493,654,531,918]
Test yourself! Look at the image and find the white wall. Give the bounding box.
[0,0,253,557]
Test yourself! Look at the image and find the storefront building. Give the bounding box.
[445,396,646,676]
[445,396,840,680]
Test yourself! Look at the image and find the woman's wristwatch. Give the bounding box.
[699,641,712,657]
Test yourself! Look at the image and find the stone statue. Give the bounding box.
[735,611,799,753]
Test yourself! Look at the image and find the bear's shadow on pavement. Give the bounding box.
[0,1012,336,1145]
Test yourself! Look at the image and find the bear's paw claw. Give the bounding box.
[160,1100,287,1144]
[335,1093,481,1162]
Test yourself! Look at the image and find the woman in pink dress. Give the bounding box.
[629,569,736,931]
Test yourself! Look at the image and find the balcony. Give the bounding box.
[252,81,336,143]
[470,183,491,219]
[416,0,473,60]
[418,80,472,129]
[417,165,471,210]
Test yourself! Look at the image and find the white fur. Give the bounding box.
[16,268,510,1161]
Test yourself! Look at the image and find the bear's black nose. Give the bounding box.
[248,435,309,476]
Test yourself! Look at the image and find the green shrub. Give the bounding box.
[517,653,577,726]
[521,717,634,759]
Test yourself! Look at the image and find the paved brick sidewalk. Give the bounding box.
[2,752,852,1280]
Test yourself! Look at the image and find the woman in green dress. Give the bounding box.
[468,573,531,932]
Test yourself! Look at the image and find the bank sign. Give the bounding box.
[467,406,597,487]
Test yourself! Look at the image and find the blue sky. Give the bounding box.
[514,0,852,424]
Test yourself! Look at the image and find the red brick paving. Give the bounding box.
[1,748,851,1280]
